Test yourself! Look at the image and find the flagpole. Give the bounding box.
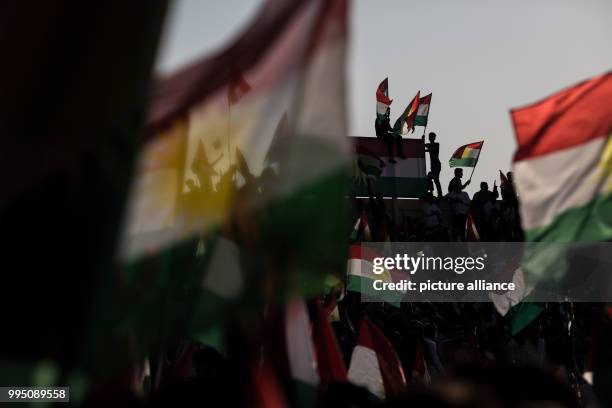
[468,140,484,181]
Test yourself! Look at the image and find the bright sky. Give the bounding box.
[156,0,612,194]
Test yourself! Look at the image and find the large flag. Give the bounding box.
[414,93,432,127]
[512,72,612,243]
[376,78,392,119]
[347,317,407,400]
[449,141,484,167]
[393,91,420,135]
[119,0,351,345]
[351,137,427,198]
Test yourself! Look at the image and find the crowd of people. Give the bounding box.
[81,131,600,407]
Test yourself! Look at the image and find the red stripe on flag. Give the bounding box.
[376,77,392,105]
[512,71,612,162]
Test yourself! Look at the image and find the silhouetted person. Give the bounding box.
[375,107,405,163]
[500,171,523,241]
[369,191,390,241]
[471,181,498,240]
[426,172,434,195]
[448,168,470,193]
[501,171,518,208]
[423,132,443,197]
[447,168,471,241]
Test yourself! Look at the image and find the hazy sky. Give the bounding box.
[156,0,612,194]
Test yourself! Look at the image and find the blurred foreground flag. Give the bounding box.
[119,0,350,278]
[512,72,612,243]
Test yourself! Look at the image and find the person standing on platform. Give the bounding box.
[422,132,443,197]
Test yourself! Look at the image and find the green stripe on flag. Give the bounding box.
[506,302,544,335]
[524,191,612,242]
[450,158,477,167]
[414,116,428,126]
[347,275,403,307]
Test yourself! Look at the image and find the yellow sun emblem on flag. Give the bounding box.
[593,134,612,193]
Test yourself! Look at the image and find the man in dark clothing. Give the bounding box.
[448,168,470,193]
[375,107,405,163]
[422,132,443,197]
[471,181,499,240]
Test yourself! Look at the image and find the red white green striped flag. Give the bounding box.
[376,78,392,119]
[347,317,407,400]
[449,141,484,167]
[118,0,351,345]
[346,245,404,306]
[393,91,420,135]
[512,71,612,243]
[414,93,432,127]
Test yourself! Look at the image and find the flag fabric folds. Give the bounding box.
[414,93,432,127]
[347,317,407,400]
[393,91,420,135]
[116,0,351,358]
[511,71,612,243]
[449,141,484,167]
[376,78,392,119]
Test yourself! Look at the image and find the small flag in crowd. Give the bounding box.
[376,77,392,119]
[449,141,484,167]
[350,206,372,242]
[499,169,509,187]
[465,210,480,241]
[347,317,407,400]
[393,91,420,135]
[414,93,432,127]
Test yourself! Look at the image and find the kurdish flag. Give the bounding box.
[347,317,407,400]
[449,141,484,167]
[346,245,404,306]
[414,93,432,127]
[393,91,420,135]
[512,72,612,244]
[376,78,392,119]
[119,0,351,343]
